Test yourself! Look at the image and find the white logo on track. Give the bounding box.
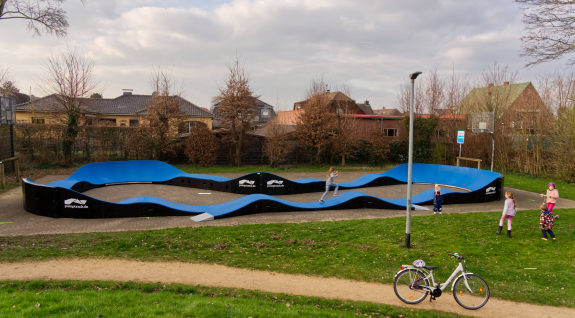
[238,179,256,187]
[485,187,496,195]
[267,180,284,188]
[64,198,88,209]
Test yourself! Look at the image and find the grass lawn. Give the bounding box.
[504,172,575,201]
[1,209,574,308]
[0,280,471,318]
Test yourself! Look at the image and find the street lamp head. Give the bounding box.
[409,71,422,80]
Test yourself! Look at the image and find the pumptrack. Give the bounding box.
[22,160,504,220]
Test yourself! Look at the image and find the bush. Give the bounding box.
[185,124,218,166]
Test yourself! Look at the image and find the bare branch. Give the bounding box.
[0,0,85,38]
[516,0,575,66]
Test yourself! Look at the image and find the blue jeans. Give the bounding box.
[320,182,339,200]
[541,229,556,239]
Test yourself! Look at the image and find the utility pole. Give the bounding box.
[406,71,422,249]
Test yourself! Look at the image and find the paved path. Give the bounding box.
[1,172,574,237]
[0,259,572,318]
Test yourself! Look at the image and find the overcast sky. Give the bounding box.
[0,0,567,111]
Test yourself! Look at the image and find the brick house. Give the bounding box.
[459,82,550,133]
[373,108,402,116]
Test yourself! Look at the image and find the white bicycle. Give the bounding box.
[393,253,490,310]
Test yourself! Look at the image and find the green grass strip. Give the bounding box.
[504,173,575,200]
[0,280,470,318]
[1,210,574,308]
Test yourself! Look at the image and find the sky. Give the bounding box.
[0,0,568,111]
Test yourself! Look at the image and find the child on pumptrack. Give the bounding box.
[319,167,339,203]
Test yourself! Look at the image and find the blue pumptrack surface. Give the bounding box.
[22,160,504,219]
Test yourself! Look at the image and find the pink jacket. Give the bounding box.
[545,189,559,204]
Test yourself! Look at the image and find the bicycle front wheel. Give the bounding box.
[393,269,429,304]
[452,274,490,310]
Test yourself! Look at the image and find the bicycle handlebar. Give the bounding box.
[448,253,465,260]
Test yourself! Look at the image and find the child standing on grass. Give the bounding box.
[433,185,442,215]
[539,203,556,241]
[540,182,560,219]
[497,191,517,238]
[319,167,339,203]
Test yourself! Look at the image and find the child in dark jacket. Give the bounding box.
[540,203,556,241]
[433,185,443,215]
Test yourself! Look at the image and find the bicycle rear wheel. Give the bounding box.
[393,269,429,304]
[452,274,490,310]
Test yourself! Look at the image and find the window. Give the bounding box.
[179,121,207,133]
[98,118,116,126]
[31,117,45,124]
[262,110,269,116]
[436,129,449,138]
[130,119,139,127]
[383,128,397,137]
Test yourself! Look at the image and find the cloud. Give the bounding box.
[0,0,560,109]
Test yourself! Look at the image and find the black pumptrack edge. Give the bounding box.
[21,174,504,219]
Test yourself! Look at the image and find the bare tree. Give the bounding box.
[127,68,185,161]
[395,79,424,114]
[0,66,16,96]
[332,115,361,166]
[214,55,260,166]
[40,45,100,163]
[516,0,575,67]
[294,76,335,165]
[422,68,446,115]
[0,0,84,37]
[444,66,470,115]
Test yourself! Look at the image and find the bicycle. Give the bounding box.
[393,253,490,310]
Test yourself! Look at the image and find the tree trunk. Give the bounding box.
[230,120,238,166]
[236,129,243,166]
[342,154,346,167]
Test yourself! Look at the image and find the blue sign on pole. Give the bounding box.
[457,130,465,144]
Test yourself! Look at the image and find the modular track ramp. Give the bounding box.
[22,160,504,219]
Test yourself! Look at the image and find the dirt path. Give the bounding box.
[0,259,571,318]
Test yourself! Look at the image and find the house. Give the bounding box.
[211,99,276,129]
[294,91,367,114]
[374,108,402,116]
[14,91,213,129]
[458,82,550,133]
[277,109,403,140]
[356,99,374,115]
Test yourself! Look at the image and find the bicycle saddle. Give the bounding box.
[423,266,439,270]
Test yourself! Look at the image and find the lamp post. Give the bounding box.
[406,71,422,249]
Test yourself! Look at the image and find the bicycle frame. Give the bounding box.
[397,261,474,293]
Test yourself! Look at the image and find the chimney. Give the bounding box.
[152,91,158,97]
[503,81,509,87]
[487,83,494,88]
[122,89,133,96]
[365,99,370,106]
